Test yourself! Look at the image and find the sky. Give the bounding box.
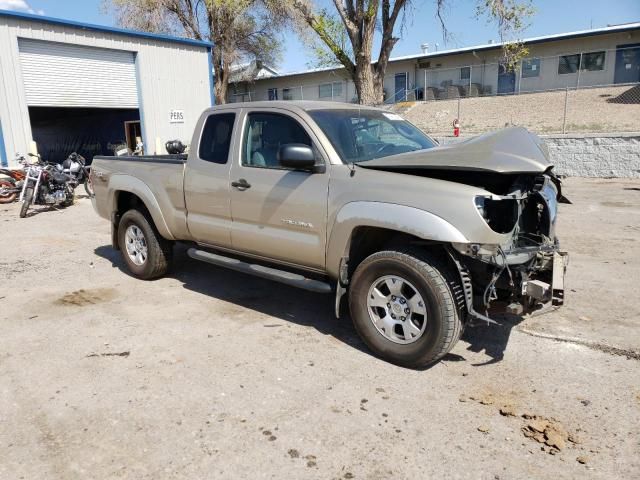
[1,0,639,73]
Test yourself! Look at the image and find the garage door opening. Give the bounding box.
[18,38,142,163]
[28,107,140,164]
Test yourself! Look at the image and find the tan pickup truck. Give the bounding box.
[91,101,568,368]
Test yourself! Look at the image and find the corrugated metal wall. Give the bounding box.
[0,15,212,165]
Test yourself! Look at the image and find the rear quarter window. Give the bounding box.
[199,113,235,164]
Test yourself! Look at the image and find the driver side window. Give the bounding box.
[242,112,312,169]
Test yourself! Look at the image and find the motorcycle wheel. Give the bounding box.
[64,188,75,207]
[20,186,34,218]
[84,177,94,197]
[0,179,17,204]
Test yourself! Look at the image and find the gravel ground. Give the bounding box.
[1,178,639,480]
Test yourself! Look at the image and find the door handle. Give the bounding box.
[231,178,251,190]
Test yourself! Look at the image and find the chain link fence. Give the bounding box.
[402,83,640,137]
[392,46,640,136]
[229,46,640,136]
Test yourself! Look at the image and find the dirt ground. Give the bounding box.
[1,178,639,480]
[403,85,640,136]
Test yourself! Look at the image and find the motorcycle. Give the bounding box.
[19,153,76,218]
[0,155,27,204]
[61,152,94,197]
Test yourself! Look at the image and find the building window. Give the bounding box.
[319,82,343,99]
[522,58,540,78]
[268,88,278,100]
[582,51,605,71]
[558,54,581,74]
[460,66,470,80]
[282,88,292,100]
[332,82,343,98]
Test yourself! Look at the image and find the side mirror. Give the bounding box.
[278,144,321,172]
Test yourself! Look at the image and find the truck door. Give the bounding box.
[184,111,237,247]
[229,109,329,270]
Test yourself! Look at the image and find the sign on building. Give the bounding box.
[169,110,185,123]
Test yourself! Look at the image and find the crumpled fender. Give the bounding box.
[326,201,468,278]
[107,174,175,240]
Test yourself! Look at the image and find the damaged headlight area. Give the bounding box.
[474,196,519,234]
[451,173,569,325]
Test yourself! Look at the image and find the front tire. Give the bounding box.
[117,209,172,279]
[63,188,75,207]
[19,186,34,218]
[349,248,463,368]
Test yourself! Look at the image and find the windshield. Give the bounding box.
[308,109,436,163]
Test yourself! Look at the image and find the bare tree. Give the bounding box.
[102,0,284,104]
[289,0,411,105]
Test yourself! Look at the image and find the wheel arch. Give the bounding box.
[326,201,469,280]
[109,176,174,241]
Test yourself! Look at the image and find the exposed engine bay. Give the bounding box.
[449,169,570,323]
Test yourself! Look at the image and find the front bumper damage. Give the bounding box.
[523,250,568,308]
[444,169,570,325]
[447,245,568,325]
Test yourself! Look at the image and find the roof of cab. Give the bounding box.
[207,100,387,113]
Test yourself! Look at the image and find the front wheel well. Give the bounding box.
[345,227,450,280]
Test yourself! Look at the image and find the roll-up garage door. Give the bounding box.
[18,38,139,108]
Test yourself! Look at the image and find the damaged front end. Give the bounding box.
[450,171,569,324]
[355,126,570,325]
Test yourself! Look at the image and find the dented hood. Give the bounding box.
[356,127,551,174]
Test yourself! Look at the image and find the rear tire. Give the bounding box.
[118,209,172,279]
[0,180,17,204]
[349,248,463,368]
[19,186,33,218]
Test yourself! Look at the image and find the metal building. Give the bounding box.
[0,9,214,167]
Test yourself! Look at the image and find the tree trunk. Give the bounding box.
[212,48,228,105]
[214,75,228,105]
[354,64,384,105]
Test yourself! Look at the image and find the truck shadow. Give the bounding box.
[95,244,519,370]
[461,313,524,366]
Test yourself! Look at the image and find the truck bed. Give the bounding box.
[92,154,187,164]
[91,154,188,239]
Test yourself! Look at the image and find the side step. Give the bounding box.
[187,248,332,294]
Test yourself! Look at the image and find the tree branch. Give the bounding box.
[293,1,356,75]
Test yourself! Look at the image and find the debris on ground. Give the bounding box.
[499,405,517,417]
[521,415,571,454]
[576,456,589,464]
[464,391,580,457]
[86,351,130,358]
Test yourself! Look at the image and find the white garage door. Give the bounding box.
[18,38,139,108]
